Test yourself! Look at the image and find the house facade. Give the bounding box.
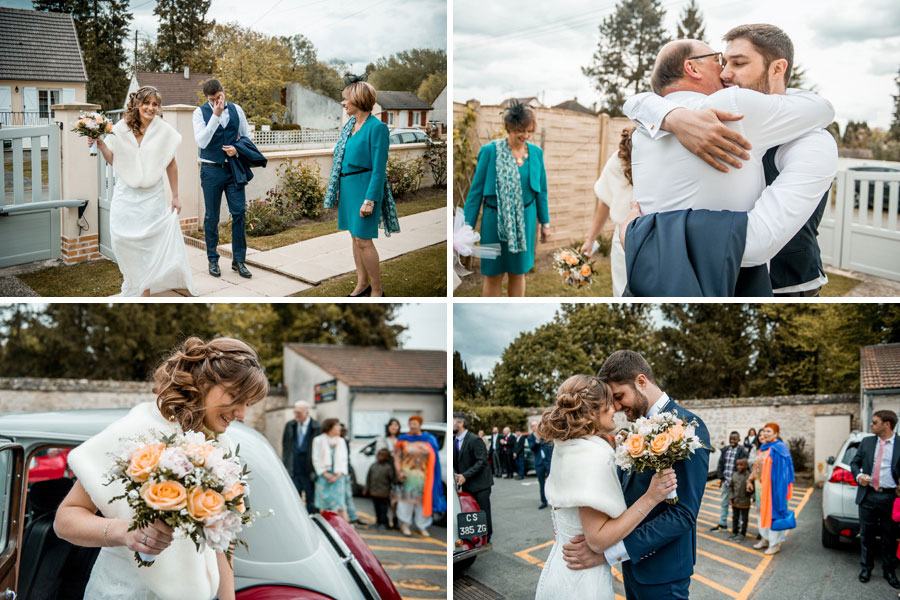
[374,91,433,129]
[860,343,900,426]
[0,7,87,126]
[125,68,213,110]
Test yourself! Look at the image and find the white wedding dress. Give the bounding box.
[105,116,196,297]
[535,436,626,600]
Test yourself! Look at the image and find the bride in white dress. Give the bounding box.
[534,375,676,600]
[53,337,268,600]
[91,86,196,297]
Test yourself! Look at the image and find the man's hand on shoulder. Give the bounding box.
[662,107,751,173]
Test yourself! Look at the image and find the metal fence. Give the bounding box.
[0,112,55,127]
[252,128,340,146]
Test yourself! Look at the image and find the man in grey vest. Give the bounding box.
[192,78,252,278]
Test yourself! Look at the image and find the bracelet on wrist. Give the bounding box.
[103,520,112,546]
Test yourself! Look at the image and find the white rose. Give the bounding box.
[202,511,242,553]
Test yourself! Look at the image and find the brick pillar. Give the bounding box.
[52,102,101,263]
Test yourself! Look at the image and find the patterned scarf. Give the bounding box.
[324,116,401,237]
[493,138,527,253]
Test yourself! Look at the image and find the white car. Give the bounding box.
[349,422,446,497]
[821,430,873,548]
[388,128,427,145]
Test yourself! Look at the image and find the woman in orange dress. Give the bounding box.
[747,422,795,555]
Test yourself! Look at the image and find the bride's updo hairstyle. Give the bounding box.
[539,374,612,442]
[124,85,162,137]
[153,337,269,432]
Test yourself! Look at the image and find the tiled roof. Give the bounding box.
[287,344,446,390]
[376,91,433,111]
[135,71,214,106]
[860,343,900,391]
[0,7,87,83]
[552,98,595,115]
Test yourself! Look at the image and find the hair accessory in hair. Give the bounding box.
[501,100,530,127]
[343,72,369,87]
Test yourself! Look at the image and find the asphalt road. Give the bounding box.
[454,474,898,600]
[352,495,448,600]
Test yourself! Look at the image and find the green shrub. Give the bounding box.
[454,403,528,432]
[386,155,424,198]
[267,160,326,220]
[245,198,290,237]
[424,128,447,186]
[272,122,302,131]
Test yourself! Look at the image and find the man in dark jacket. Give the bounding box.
[513,428,527,479]
[282,401,321,513]
[500,426,514,478]
[528,421,553,509]
[454,412,493,539]
[711,431,749,531]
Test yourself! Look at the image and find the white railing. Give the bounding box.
[251,128,340,146]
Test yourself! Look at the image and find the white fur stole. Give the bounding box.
[544,436,627,517]
[106,116,181,189]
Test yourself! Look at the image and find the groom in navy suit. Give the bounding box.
[562,350,711,600]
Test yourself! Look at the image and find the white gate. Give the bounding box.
[821,169,900,282]
[97,152,116,260]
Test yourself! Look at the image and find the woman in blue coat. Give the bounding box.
[463,102,551,296]
[325,77,398,297]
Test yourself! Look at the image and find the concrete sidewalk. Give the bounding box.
[153,208,446,297]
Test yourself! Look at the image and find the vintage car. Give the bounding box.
[452,485,491,573]
[0,409,402,600]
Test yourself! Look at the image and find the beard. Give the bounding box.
[744,69,771,94]
[625,387,651,422]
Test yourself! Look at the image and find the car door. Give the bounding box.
[0,443,25,599]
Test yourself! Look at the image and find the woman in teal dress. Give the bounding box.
[312,418,349,521]
[463,102,551,296]
[325,77,398,297]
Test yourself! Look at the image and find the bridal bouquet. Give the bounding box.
[553,247,595,287]
[453,208,500,287]
[106,430,257,567]
[72,112,114,155]
[614,411,706,504]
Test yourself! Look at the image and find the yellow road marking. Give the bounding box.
[367,545,446,555]
[697,512,760,533]
[514,539,554,568]
[698,531,766,555]
[734,554,774,600]
[693,573,740,597]
[360,533,447,548]
[697,549,756,574]
[610,565,624,583]
[395,579,444,591]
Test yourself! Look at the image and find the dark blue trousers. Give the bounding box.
[201,163,247,263]
[292,451,316,514]
[535,464,548,505]
[622,562,690,600]
[516,455,524,478]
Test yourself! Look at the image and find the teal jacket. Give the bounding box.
[343,117,390,204]
[463,141,550,227]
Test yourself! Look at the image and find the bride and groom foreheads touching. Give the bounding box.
[620,23,838,297]
[534,350,711,600]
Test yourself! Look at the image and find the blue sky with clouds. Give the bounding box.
[454,0,900,129]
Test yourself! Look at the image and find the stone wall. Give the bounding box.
[453,101,632,245]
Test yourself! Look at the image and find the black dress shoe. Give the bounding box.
[232,261,252,278]
[859,568,871,583]
[709,525,725,531]
[538,503,548,509]
[209,262,221,277]
[348,285,371,297]
[885,572,900,589]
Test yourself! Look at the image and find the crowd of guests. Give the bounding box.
[282,403,445,537]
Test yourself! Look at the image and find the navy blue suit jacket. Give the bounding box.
[623,209,773,297]
[619,398,711,585]
[527,433,553,472]
[228,135,268,188]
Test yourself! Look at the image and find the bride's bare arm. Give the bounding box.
[166,158,181,213]
[54,479,174,554]
[577,468,676,555]
[216,552,236,600]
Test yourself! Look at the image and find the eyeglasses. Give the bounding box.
[687,51,724,67]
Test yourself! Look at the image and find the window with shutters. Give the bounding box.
[38,89,61,119]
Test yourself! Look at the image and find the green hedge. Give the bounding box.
[453,402,528,432]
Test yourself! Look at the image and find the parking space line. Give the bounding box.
[693,573,740,598]
[696,549,756,574]
[359,533,447,548]
[386,564,447,570]
[734,554,774,600]
[697,514,761,534]
[367,545,446,555]
[697,531,766,555]
[514,540,554,567]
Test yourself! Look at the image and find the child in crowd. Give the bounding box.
[365,448,396,529]
[728,458,753,541]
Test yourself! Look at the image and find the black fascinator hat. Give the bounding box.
[343,72,369,88]
[501,99,536,131]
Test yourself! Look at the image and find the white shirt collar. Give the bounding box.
[456,430,468,443]
[646,392,671,417]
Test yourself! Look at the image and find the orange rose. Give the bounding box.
[625,433,646,457]
[565,254,579,266]
[580,264,592,277]
[187,486,225,520]
[141,480,187,511]
[105,122,113,132]
[668,424,684,441]
[649,432,673,455]
[224,482,246,512]
[188,444,216,466]
[128,444,165,482]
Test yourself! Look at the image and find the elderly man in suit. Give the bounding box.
[850,410,900,589]
[282,401,321,513]
[488,426,502,477]
[500,426,515,478]
[454,412,493,540]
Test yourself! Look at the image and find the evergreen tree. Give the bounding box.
[33,0,133,110]
[368,48,447,93]
[453,351,480,402]
[787,63,818,92]
[825,121,841,146]
[675,0,706,41]
[890,66,900,141]
[153,0,216,73]
[582,0,669,117]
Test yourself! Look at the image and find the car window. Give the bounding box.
[427,429,445,449]
[0,448,11,555]
[389,135,400,144]
[414,132,426,142]
[28,447,73,485]
[841,442,860,466]
[400,133,415,143]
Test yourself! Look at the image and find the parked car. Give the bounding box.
[27,447,71,483]
[0,409,401,600]
[849,166,900,211]
[388,128,427,145]
[821,430,873,549]
[452,485,491,573]
[349,422,446,496]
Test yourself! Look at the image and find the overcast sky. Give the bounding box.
[454,0,900,129]
[394,303,446,350]
[454,303,561,377]
[4,0,446,73]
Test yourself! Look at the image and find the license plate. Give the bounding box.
[457,510,488,540]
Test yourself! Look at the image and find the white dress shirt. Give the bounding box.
[624,87,835,268]
[872,434,898,490]
[594,154,632,296]
[192,102,251,163]
[603,393,671,566]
